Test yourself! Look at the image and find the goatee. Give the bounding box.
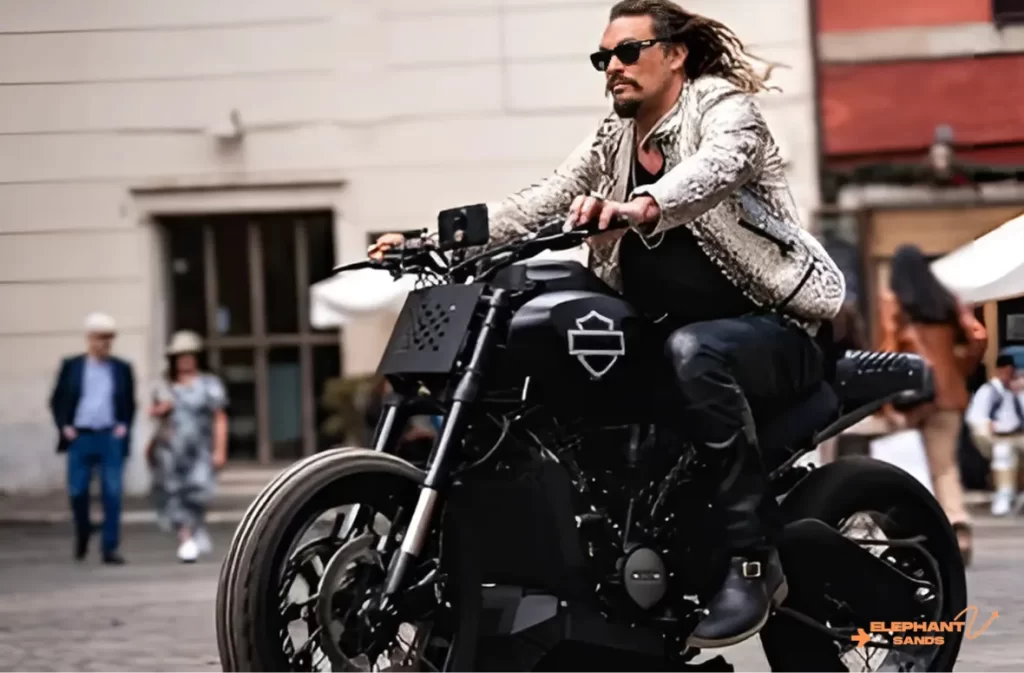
[613,99,642,118]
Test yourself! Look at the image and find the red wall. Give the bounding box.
[817,0,991,34]
[820,55,1024,157]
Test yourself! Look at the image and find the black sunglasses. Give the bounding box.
[590,38,669,72]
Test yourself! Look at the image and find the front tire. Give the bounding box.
[761,456,966,672]
[215,447,426,671]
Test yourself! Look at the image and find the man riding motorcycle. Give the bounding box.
[370,0,846,650]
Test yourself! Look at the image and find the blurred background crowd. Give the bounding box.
[3,0,1024,566]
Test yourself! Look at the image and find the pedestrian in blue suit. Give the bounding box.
[48,312,136,564]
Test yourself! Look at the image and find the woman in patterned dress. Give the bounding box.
[148,331,228,563]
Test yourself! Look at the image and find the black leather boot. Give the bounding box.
[687,416,787,649]
[688,549,788,648]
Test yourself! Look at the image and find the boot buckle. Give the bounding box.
[741,561,762,578]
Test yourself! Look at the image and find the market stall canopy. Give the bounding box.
[931,211,1024,305]
[309,246,589,328]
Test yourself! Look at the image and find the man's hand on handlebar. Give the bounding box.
[365,194,660,261]
[368,233,406,260]
[564,194,660,231]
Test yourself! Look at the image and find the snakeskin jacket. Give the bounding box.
[485,75,846,333]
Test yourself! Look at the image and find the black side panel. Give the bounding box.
[443,458,588,599]
[472,588,670,672]
[376,283,485,377]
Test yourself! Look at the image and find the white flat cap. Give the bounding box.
[84,312,117,334]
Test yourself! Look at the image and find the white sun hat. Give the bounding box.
[166,330,204,356]
[84,312,117,334]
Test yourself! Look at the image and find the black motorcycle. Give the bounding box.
[216,205,966,672]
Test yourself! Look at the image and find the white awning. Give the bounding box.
[931,212,1024,305]
[309,268,417,328]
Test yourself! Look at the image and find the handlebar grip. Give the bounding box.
[573,215,633,235]
[535,215,634,239]
[380,248,406,261]
[332,259,376,273]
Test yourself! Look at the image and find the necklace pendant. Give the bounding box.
[639,231,665,250]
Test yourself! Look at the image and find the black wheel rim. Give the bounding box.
[269,486,443,671]
[830,506,949,672]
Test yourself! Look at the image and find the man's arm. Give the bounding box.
[631,88,767,237]
[965,383,994,430]
[955,301,987,376]
[48,358,68,428]
[122,360,137,426]
[485,126,604,247]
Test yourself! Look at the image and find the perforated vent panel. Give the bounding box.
[377,283,486,376]
[410,300,453,353]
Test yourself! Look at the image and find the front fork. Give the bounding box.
[380,290,508,596]
[333,398,403,544]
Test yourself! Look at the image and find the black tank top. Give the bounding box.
[619,160,757,323]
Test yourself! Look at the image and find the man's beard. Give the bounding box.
[613,98,642,118]
[607,79,643,118]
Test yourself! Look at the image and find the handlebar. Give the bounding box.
[332,214,634,277]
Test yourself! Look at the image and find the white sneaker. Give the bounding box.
[992,489,1015,517]
[177,538,200,563]
[194,527,213,555]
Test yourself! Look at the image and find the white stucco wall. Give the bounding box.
[0,0,818,493]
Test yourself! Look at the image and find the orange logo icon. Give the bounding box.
[851,628,872,648]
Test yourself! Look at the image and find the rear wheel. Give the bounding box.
[761,457,966,672]
[216,448,447,671]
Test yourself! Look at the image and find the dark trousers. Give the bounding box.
[665,314,823,551]
[66,430,124,553]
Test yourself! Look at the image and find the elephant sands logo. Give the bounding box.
[851,606,998,648]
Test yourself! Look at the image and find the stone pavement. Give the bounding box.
[0,464,284,525]
[1,518,1024,671]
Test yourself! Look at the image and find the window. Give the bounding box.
[162,211,341,464]
[993,0,1024,25]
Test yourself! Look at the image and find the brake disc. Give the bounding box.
[316,534,385,670]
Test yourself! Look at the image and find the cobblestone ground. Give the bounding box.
[1,519,1022,671]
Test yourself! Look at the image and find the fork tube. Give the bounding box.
[337,402,403,541]
[372,404,400,452]
[383,290,508,596]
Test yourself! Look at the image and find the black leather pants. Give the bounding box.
[664,314,824,552]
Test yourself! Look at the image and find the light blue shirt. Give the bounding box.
[73,358,116,429]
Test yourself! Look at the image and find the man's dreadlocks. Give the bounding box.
[609,0,779,94]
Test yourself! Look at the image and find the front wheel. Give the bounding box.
[215,448,447,672]
[761,457,967,672]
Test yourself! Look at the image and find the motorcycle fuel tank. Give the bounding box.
[504,287,661,418]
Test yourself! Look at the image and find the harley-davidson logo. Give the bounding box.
[567,310,625,379]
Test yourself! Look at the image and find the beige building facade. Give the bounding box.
[0,0,819,494]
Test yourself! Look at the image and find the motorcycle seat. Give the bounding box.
[755,351,932,453]
[831,350,933,407]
